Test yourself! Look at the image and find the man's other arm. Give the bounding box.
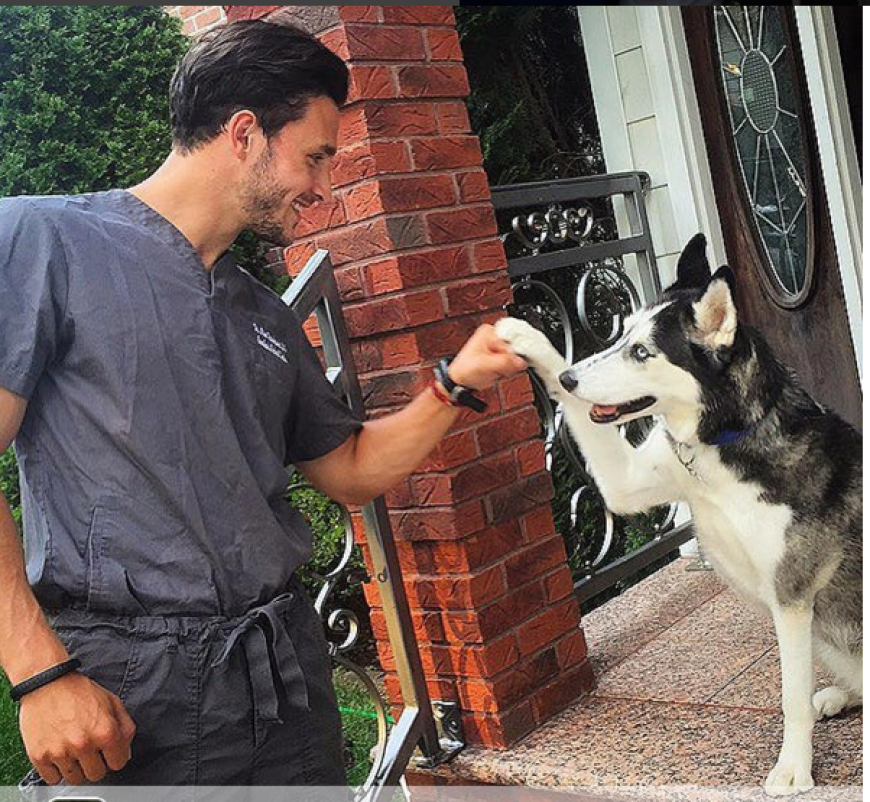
[0,387,135,785]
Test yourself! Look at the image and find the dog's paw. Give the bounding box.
[494,317,565,376]
[764,759,815,796]
[812,686,850,719]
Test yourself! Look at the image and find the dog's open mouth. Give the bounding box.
[590,397,656,424]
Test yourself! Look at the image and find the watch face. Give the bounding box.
[714,7,812,306]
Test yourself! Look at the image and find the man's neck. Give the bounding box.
[128,150,241,270]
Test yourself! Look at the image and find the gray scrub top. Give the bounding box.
[0,190,363,618]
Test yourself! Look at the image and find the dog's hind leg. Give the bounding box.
[765,604,816,796]
[813,641,862,718]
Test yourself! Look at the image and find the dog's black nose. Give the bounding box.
[559,371,578,392]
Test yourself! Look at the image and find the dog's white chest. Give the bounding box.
[679,447,792,607]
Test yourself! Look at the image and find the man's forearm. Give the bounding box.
[0,493,69,684]
[300,384,462,506]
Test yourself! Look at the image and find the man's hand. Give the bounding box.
[443,322,528,390]
[19,671,136,785]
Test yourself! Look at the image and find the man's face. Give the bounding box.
[238,95,339,247]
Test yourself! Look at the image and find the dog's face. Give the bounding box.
[559,235,740,425]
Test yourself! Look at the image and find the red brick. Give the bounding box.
[471,239,508,274]
[416,429,478,471]
[409,475,453,507]
[456,169,491,203]
[338,6,382,23]
[477,579,546,635]
[389,500,485,541]
[334,265,365,302]
[405,564,505,610]
[225,5,279,23]
[192,7,222,30]
[379,175,456,213]
[344,25,426,61]
[520,506,558,543]
[462,699,535,748]
[348,65,396,102]
[515,440,546,477]
[361,369,419,408]
[352,333,420,371]
[337,105,368,148]
[445,275,512,316]
[331,141,411,188]
[294,198,346,238]
[415,317,482,361]
[426,27,463,61]
[436,101,471,135]
[397,65,470,99]
[382,6,454,25]
[366,102,439,138]
[427,521,521,576]
[361,247,472,296]
[345,288,444,336]
[342,181,382,220]
[283,241,317,277]
[383,479,413,510]
[530,661,595,724]
[318,215,425,266]
[505,536,569,589]
[319,27,350,61]
[476,407,542,454]
[498,374,534,410]
[543,566,576,606]
[487,474,555,526]
[515,598,578,658]
[452,452,518,502]
[427,205,497,244]
[555,627,589,670]
[410,136,483,171]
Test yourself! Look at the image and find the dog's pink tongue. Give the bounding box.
[592,404,619,416]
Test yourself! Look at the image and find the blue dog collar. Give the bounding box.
[710,426,754,446]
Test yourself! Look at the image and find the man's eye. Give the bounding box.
[630,344,652,362]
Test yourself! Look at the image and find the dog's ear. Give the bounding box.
[668,233,711,292]
[691,274,737,350]
[710,264,737,299]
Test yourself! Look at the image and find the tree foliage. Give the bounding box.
[456,5,604,186]
[0,6,187,196]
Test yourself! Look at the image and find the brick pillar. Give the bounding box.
[225,4,595,747]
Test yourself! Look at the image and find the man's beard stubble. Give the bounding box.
[239,145,293,247]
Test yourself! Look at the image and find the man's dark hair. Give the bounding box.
[169,20,349,151]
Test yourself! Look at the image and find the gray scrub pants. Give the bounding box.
[19,578,348,789]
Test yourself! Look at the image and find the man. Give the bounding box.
[0,20,526,789]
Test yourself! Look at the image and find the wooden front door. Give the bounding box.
[683,7,862,430]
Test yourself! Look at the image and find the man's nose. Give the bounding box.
[559,371,578,392]
[313,173,334,204]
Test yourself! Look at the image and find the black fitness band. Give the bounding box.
[9,658,81,702]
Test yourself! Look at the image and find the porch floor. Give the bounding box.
[417,558,862,795]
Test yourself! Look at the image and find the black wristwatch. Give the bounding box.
[433,357,487,413]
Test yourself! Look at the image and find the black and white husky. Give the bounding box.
[495,235,862,796]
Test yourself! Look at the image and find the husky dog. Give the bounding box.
[495,235,862,796]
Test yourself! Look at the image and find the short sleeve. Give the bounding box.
[0,198,70,400]
[284,313,364,463]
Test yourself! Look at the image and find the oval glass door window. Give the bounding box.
[714,7,813,306]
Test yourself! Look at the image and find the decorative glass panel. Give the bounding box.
[714,7,811,303]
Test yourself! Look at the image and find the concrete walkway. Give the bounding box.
[416,558,862,797]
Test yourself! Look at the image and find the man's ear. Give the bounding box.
[668,233,711,292]
[692,275,737,350]
[225,109,260,158]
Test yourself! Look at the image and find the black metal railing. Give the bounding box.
[492,172,694,607]
[282,250,463,800]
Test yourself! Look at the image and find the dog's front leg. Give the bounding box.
[765,604,816,796]
[495,318,677,514]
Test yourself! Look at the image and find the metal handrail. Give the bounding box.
[282,250,463,799]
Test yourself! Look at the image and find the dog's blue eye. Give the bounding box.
[631,344,651,362]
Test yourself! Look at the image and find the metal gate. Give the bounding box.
[281,250,463,800]
[492,172,695,606]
